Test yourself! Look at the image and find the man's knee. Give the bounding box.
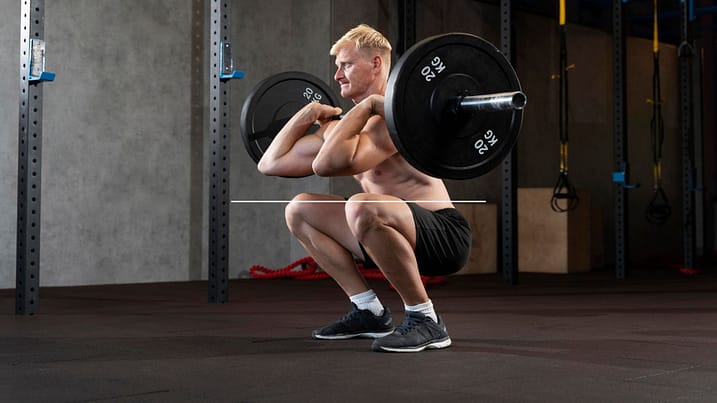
[345,194,382,241]
[285,193,314,233]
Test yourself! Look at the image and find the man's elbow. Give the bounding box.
[257,159,278,176]
[312,157,343,177]
[313,157,357,177]
[311,158,331,177]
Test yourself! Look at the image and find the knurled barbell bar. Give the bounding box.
[240,33,526,180]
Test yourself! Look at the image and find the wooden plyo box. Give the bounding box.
[454,203,497,274]
[518,188,591,273]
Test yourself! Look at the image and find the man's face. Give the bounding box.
[333,46,376,102]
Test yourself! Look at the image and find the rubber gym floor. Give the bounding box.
[2,267,716,403]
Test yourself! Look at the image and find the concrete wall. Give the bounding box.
[2,0,196,287]
[0,0,20,288]
[0,0,692,289]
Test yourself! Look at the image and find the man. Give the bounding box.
[257,24,471,352]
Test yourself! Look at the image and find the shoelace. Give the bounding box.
[394,314,423,335]
[340,307,362,322]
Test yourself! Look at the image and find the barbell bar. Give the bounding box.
[240,33,526,180]
[326,89,526,126]
[230,199,487,204]
[455,91,527,113]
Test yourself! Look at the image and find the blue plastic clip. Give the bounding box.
[28,39,55,82]
[612,162,640,189]
[219,41,244,81]
[612,171,626,183]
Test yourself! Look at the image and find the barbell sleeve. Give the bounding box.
[456,91,527,112]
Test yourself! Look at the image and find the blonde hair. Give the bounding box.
[330,24,392,69]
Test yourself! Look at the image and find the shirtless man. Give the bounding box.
[257,24,471,352]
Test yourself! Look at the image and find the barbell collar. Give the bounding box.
[455,91,527,113]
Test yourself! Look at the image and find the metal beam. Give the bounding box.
[613,0,628,279]
[679,0,696,271]
[17,0,52,315]
[397,0,416,57]
[500,0,519,286]
[208,0,232,303]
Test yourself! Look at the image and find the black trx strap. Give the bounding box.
[551,0,579,213]
[646,0,671,224]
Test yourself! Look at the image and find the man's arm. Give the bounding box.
[257,102,342,177]
[312,95,397,176]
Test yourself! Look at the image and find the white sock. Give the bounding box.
[405,300,437,323]
[349,289,384,316]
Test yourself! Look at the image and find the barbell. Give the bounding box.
[240,33,526,180]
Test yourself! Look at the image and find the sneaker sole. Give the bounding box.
[313,329,394,340]
[373,337,452,353]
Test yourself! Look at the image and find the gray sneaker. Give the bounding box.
[312,303,394,340]
[371,311,451,352]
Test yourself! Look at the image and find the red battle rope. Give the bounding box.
[249,256,445,285]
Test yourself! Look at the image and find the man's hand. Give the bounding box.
[311,103,343,127]
[257,102,341,177]
[292,102,342,127]
[362,94,385,118]
[312,93,396,177]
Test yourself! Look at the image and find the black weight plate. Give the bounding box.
[240,71,340,165]
[385,33,523,179]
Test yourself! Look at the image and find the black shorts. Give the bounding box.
[359,204,472,276]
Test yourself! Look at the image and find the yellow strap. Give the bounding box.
[559,1,568,173]
[560,142,568,172]
[653,161,662,190]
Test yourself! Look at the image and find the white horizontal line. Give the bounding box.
[231,200,486,204]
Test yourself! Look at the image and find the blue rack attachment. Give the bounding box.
[219,41,244,81]
[28,39,55,82]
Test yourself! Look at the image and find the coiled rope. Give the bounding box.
[249,256,445,285]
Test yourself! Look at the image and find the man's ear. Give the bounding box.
[372,55,381,69]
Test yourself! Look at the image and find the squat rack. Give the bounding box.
[12,0,521,312]
[24,0,707,313]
